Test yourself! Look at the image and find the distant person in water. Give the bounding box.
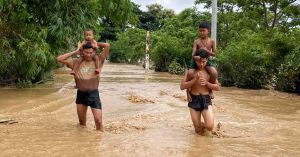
[187,21,218,102]
[180,50,220,135]
[57,41,110,131]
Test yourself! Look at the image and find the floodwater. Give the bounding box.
[0,64,299,157]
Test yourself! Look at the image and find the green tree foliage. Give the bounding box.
[109,28,146,64]
[274,29,300,93]
[268,28,300,64]
[97,1,139,42]
[217,31,272,88]
[133,3,175,31]
[109,7,209,74]
[97,0,134,26]
[147,4,175,27]
[81,0,300,93]
[98,17,119,42]
[131,3,158,31]
[195,0,300,48]
[275,46,300,93]
[194,0,300,92]
[162,8,208,45]
[195,0,299,29]
[0,0,133,86]
[150,8,209,73]
[151,32,190,72]
[138,11,160,31]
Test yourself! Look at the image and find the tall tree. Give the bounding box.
[0,0,134,85]
[147,4,175,29]
[132,3,175,31]
[195,0,300,29]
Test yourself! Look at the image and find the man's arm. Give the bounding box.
[97,42,111,67]
[56,49,80,69]
[180,70,198,90]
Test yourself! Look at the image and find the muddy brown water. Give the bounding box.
[0,64,299,157]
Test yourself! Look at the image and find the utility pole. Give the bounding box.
[211,0,217,46]
[145,31,150,72]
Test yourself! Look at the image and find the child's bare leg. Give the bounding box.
[71,57,83,75]
[186,88,192,102]
[206,66,218,99]
[93,55,100,74]
[92,40,98,49]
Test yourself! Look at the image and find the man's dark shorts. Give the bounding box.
[188,94,212,111]
[76,90,102,109]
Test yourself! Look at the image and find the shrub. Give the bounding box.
[151,33,190,72]
[216,51,235,86]
[109,28,146,64]
[168,60,185,75]
[275,46,300,93]
[217,31,272,89]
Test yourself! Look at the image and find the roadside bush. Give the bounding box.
[0,30,56,85]
[152,35,182,71]
[275,46,300,93]
[168,60,185,75]
[109,37,128,63]
[216,51,235,86]
[218,31,272,89]
[151,33,191,72]
[109,28,146,63]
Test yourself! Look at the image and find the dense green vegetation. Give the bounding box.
[1,0,299,93]
[109,0,300,93]
[0,0,133,86]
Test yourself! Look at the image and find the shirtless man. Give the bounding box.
[181,50,220,135]
[187,21,217,101]
[57,41,110,131]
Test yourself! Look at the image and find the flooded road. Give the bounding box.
[0,64,300,157]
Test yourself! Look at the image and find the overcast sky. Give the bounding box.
[131,0,206,14]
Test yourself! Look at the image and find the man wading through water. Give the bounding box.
[180,50,220,135]
[57,40,110,131]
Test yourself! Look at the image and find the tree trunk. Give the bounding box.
[271,0,279,28]
[262,1,269,29]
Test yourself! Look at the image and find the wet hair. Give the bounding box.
[194,49,208,58]
[83,42,93,49]
[199,21,210,29]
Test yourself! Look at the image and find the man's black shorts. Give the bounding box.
[188,94,212,111]
[76,90,101,109]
